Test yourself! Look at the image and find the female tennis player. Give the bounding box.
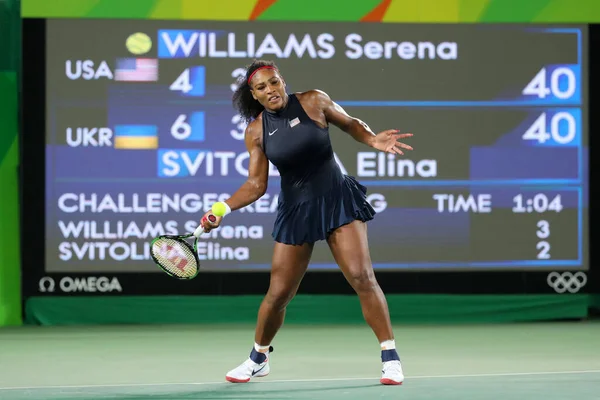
[199,60,412,385]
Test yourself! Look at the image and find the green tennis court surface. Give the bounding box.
[1,322,599,399]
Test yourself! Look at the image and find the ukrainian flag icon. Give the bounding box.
[114,125,158,149]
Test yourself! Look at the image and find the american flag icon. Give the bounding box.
[114,58,158,82]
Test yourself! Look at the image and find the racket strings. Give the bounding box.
[151,237,198,278]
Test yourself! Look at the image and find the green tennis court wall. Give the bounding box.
[591,295,600,314]
[24,294,591,326]
[0,0,22,327]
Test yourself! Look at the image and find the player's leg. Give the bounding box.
[254,241,314,345]
[225,241,314,383]
[327,220,393,341]
[326,220,404,385]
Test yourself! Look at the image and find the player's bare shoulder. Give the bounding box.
[296,89,331,102]
[295,89,333,112]
[244,113,264,149]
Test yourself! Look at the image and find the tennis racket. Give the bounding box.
[150,214,216,280]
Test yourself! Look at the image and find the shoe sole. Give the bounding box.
[380,378,403,385]
[226,372,269,383]
[226,375,398,385]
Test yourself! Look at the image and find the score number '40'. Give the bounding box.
[522,112,576,145]
[521,67,578,145]
[522,67,576,100]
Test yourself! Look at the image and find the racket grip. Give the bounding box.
[193,225,205,238]
[194,214,217,237]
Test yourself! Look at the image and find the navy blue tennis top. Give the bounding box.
[261,93,344,205]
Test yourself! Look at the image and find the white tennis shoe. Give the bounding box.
[380,360,404,385]
[225,347,272,383]
[225,346,403,385]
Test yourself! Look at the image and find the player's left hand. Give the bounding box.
[373,130,413,155]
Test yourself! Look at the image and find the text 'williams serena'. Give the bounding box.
[158,30,458,60]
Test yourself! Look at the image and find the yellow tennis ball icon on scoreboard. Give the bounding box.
[126,32,152,55]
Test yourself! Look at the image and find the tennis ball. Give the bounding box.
[126,32,152,55]
[212,202,227,217]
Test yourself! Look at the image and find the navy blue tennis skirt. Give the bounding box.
[271,175,376,245]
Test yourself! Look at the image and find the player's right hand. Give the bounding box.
[199,211,222,233]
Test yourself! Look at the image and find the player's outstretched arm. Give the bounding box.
[316,89,414,156]
[315,89,377,146]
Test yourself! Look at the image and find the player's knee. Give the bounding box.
[265,283,296,310]
[346,266,377,292]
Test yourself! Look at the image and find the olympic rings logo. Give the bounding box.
[547,272,587,294]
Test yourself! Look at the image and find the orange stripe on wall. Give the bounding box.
[360,0,392,22]
[250,0,279,20]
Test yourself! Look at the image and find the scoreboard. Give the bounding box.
[44,20,589,273]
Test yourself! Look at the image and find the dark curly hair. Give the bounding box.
[232,59,279,123]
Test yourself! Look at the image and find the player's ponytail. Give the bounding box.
[232,59,278,123]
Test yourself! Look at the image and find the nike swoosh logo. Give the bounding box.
[268,129,278,136]
[252,364,267,376]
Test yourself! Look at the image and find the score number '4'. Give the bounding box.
[170,69,193,93]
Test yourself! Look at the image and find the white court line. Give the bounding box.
[1,370,599,391]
